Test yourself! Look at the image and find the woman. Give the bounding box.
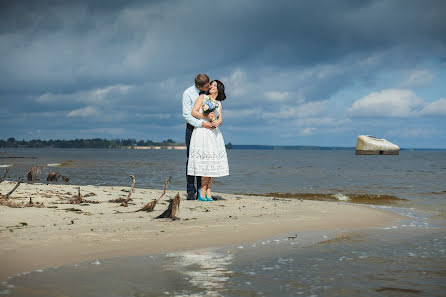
[187,80,229,201]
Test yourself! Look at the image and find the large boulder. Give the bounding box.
[355,135,400,155]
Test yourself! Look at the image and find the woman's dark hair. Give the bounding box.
[209,80,226,101]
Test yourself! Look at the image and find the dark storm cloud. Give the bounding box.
[1,0,445,145]
[1,0,445,92]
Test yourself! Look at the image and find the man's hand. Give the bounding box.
[202,121,217,129]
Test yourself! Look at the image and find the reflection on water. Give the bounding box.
[165,250,233,296]
[1,226,445,297]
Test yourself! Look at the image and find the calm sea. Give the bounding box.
[1,148,445,296]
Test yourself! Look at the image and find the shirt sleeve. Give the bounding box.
[182,90,204,128]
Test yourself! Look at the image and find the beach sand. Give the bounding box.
[0,181,402,281]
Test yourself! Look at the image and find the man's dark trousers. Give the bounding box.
[186,124,201,200]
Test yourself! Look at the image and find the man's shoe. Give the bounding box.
[186,193,196,200]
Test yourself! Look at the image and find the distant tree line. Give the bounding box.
[0,138,181,148]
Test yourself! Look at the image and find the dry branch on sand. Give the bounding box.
[0,174,44,208]
[0,197,45,208]
[0,199,44,208]
[156,192,181,220]
[1,174,24,200]
[120,175,135,207]
[136,176,172,212]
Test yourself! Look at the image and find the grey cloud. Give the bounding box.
[1,0,445,92]
[1,0,445,146]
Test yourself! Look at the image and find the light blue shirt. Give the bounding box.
[182,85,204,128]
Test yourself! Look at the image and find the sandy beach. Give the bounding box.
[0,181,403,281]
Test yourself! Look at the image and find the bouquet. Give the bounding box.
[202,97,219,122]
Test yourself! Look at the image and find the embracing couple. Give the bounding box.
[182,73,229,201]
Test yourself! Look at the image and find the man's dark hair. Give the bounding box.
[195,73,210,87]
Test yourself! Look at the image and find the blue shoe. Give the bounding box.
[198,189,207,201]
[205,193,213,201]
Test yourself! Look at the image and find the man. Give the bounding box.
[182,73,216,200]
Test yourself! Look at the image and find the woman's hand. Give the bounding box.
[207,112,215,121]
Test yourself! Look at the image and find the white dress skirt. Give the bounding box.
[187,102,229,177]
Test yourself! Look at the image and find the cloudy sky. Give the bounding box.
[1,0,445,148]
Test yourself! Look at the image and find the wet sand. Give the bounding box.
[0,181,403,281]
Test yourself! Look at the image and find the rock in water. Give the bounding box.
[355,135,399,155]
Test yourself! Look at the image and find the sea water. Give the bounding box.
[1,148,445,296]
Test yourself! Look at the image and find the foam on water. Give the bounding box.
[332,193,350,201]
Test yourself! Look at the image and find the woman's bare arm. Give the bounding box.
[215,104,223,126]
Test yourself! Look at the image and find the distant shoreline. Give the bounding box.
[1,145,445,151]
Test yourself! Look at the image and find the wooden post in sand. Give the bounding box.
[120,175,135,207]
[73,186,83,204]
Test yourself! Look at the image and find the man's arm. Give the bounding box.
[182,91,204,128]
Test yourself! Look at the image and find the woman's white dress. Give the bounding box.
[187,97,229,177]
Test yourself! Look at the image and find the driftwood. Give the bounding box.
[120,175,135,207]
[1,167,9,183]
[27,166,41,182]
[1,174,24,200]
[136,176,172,212]
[47,170,59,181]
[109,197,126,203]
[71,186,83,204]
[0,174,42,208]
[156,192,181,220]
[0,197,44,208]
[0,199,44,208]
[47,171,69,182]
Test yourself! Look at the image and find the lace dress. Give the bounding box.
[187,97,229,177]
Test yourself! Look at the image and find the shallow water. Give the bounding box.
[1,148,445,296]
[2,226,444,297]
[2,149,445,205]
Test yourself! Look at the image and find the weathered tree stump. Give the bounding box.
[156,193,181,220]
[136,176,172,212]
[47,171,60,181]
[121,175,135,207]
[27,166,41,182]
[46,171,69,183]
